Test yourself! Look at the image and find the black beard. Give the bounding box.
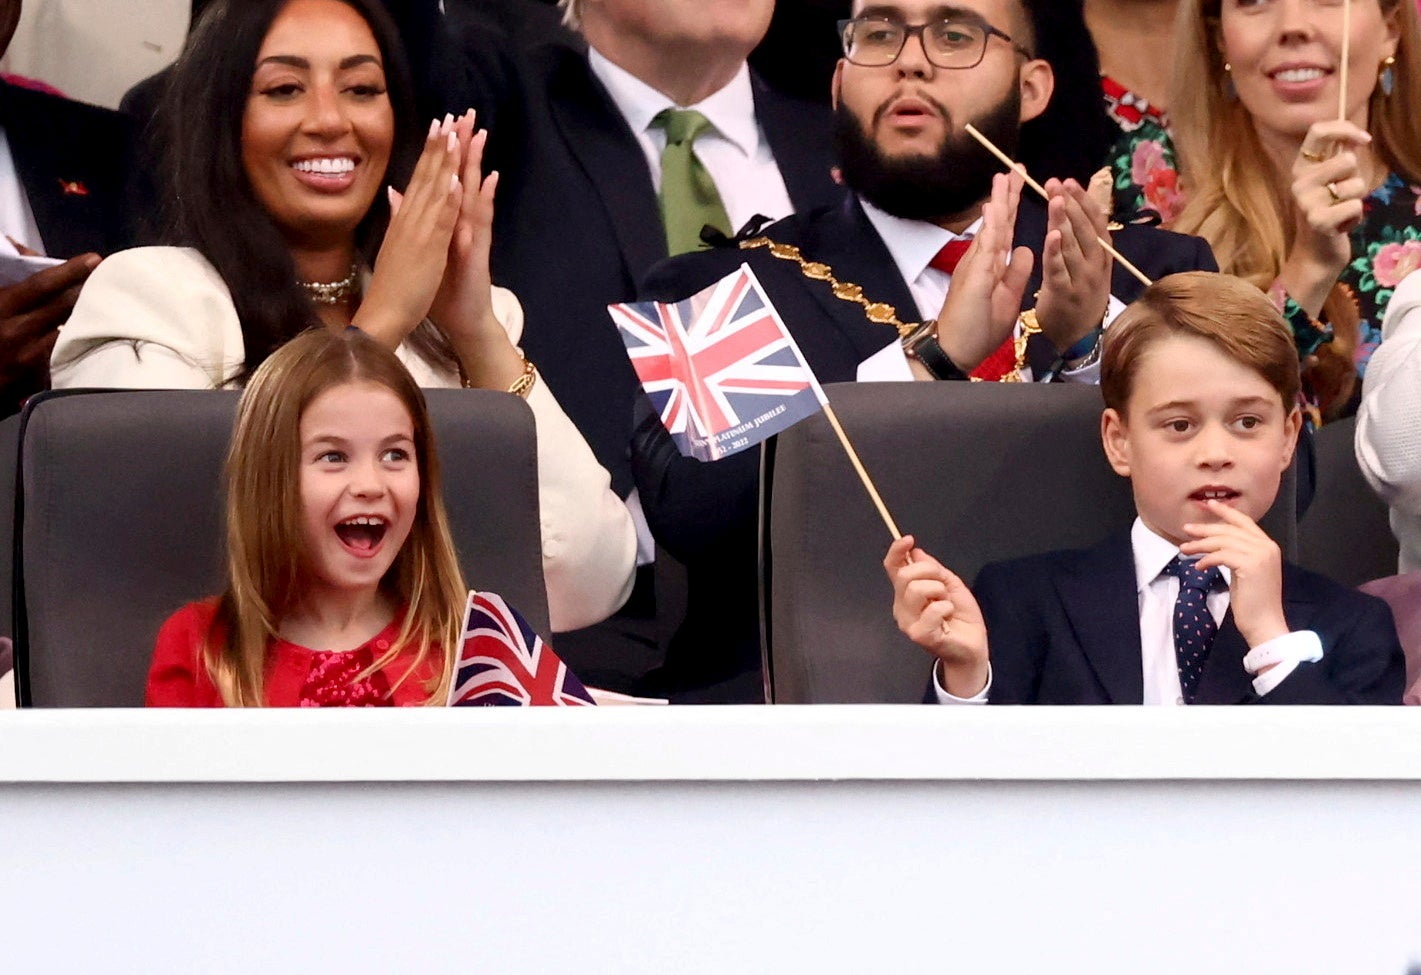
[832,87,1023,224]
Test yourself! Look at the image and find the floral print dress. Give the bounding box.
[1347,173,1421,375]
[1102,76,1184,224]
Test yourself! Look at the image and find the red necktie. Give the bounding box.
[929,238,973,274]
[929,237,1018,380]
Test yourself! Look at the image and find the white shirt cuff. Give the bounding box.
[856,340,915,381]
[932,661,991,705]
[1244,630,1324,697]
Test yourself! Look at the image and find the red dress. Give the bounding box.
[146,599,442,707]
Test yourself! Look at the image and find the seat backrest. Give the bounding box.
[1,413,19,645]
[1297,414,1399,586]
[762,382,1298,704]
[14,388,546,707]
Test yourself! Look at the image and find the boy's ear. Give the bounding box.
[1279,404,1303,471]
[831,59,844,110]
[1100,408,1132,477]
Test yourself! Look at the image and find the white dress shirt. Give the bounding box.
[934,518,1324,704]
[587,48,794,235]
[0,128,45,254]
[855,196,1123,384]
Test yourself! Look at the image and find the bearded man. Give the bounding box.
[627,0,1218,703]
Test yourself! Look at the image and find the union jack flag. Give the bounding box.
[448,592,596,707]
[610,263,828,462]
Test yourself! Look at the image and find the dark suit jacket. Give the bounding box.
[0,80,131,258]
[436,30,843,495]
[630,198,1218,702]
[971,531,1405,705]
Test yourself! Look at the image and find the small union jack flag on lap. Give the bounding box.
[448,592,596,707]
[610,263,829,462]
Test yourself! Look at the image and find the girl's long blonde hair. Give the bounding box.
[206,329,467,706]
[1168,0,1421,409]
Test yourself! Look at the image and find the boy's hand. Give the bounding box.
[884,535,990,697]
[1180,501,1290,655]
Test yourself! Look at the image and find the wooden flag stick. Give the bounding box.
[821,400,902,540]
[1338,0,1352,120]
[965,123,1154,289]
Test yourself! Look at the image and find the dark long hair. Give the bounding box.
[157,0,421,382]
[1016,0,1114,186]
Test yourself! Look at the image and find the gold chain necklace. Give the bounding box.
[738,236,1037,382]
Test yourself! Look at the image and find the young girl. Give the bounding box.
[146,328,575,707]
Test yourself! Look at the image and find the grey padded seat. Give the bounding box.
[1,413,18,646]
[761,382,1298,704]
[12,388,547,707]
[1296,415,1399,587]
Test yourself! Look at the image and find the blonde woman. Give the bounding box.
[1169,0,1420,419]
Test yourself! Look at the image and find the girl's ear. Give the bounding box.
[1100,408,1133,477]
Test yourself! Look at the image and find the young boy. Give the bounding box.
[885,272,1405,705]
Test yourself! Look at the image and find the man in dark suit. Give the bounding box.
[406,0,844,689]
[888,272,1404,706]
[0,0,131,417]
[628,0,1217,702]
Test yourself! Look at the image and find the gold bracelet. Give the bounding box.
[507,355,537,398]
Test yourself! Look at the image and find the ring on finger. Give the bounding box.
[1301,149,1326,163]
[1326,181,1343,204]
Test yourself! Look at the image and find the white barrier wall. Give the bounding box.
[1,707,1419,974]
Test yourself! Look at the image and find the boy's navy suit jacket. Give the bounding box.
[962,531,1405,705]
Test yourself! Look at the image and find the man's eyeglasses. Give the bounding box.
[837,16,1034,70]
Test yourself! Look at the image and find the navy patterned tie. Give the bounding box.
[1163,556,1224,704]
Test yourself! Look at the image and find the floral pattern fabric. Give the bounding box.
[1102,76,1183,224]
[1347,173,1421,376]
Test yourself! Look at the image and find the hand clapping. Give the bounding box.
[1034,177,1112,354]
[933,172,1034,372]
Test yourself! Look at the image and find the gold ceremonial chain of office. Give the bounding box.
[738,236,1038,382]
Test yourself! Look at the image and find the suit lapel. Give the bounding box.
[1195,565,1317,704]
[790,198,923,358]
[545,51,667,281]
[1054,533,1146,704]
[0,83,96,257]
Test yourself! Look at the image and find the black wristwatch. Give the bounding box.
[903,322,971,381]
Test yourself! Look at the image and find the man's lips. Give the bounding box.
[876,95,944,126]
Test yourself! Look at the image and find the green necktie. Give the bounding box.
[653,108,732,255]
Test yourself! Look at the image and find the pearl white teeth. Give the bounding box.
[293,157,356,175]
[1274,68,1326,83]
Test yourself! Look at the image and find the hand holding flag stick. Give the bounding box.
[964,123,1154,289]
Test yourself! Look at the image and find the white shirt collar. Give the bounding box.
[586,47,759,157]
[1130,517,1232,594]
[857,196,982,284]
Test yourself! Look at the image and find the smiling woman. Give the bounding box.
[45,0,637,635]
[1169,0,1421,421]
